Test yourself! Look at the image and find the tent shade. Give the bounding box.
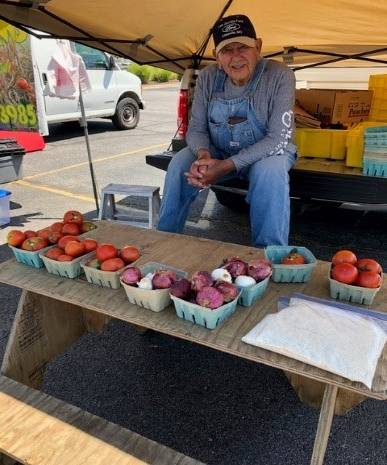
[2,0,387,73]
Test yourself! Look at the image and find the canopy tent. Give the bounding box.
[2,0,387,73]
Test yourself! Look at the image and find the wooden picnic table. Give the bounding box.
[0,221,386,465]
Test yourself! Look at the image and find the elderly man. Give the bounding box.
[158,14,297,247]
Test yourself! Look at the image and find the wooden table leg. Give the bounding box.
[310,384,338,465]
[285,371,366,415]
[1,290,86,389]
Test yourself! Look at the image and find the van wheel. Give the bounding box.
[112,97,140,130]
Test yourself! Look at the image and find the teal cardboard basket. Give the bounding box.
[264,246,317,283]
[40,251,94,278]
[328,267,382,305]
[9,244,53,268]
[171,294,239,329]
[237,275,270,306]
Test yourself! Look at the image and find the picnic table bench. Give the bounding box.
[0,221,385,465]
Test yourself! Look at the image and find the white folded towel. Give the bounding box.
[242,300,387,389]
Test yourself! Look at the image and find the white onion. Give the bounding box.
[211,268,232,283]
[235,275,256,287]
[137,277,153,289]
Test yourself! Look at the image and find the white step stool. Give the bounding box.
[98,184,160,229]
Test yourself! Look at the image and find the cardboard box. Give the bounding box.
[295,89,373,128]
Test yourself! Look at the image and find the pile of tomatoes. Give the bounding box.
[330,250,383,289]
[7,210,97,253]
[85,243,140,272]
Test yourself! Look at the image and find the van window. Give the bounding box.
[74,43,109,70]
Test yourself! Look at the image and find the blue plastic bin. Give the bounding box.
[264,246,317,283]
[363,158,387,177]
[0,189,11,226]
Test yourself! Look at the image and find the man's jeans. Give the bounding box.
[157,146,295,247]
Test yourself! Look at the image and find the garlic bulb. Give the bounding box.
[234,275,256,287]
[137,277,153,289]
[211,268,232,283]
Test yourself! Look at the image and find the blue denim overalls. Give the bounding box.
[207,58,267,157]
[158,60,295,246]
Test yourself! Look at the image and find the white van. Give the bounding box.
[30,36,144,135]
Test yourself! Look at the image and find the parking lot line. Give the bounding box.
[15,179,95,203]
[23,142,168,180]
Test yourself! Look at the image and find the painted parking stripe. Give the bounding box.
[15,180,96,203]
[23,142,168,180]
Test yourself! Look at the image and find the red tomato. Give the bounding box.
[100,257,125,272]
[281,250,306,265]
[7,230,26,247]
[24,230,37,239]
[96,243,118,262]
[355,271,382,288]
[47,231,63,244]
[37,228,51,240]
[57,254,74,262]
[119,245,140,264]
[63,210,83,225]
[356,258,382,274]
[45,247,65,260]
[83,238,98,253]
[50,221,64,233]
[57,235,80,249]
[80,221,97,233]
[21,237,48,251]
[62,223,80,236]
[332,250,357,266]
[331,263,358,284]
[65,240,86,258]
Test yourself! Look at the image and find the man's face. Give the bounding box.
[216,40,262,86]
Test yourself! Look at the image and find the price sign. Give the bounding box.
[0,21,39,131]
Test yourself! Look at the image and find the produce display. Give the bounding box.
[7,210,97,253]
[264,246,317,283]
[121,266,177,290]
[84,243,141,272]
[330,250,383,288]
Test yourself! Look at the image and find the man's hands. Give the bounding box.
[185,149,235,189]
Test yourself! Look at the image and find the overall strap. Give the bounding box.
[246,58,267,95]
[213,68,228,94]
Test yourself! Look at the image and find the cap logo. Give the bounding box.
[221,23,241,34]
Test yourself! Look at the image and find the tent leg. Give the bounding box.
[79,86,100,214]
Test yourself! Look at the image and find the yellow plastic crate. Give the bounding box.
[295,128,347,160]
[368,74,387,122]
[346,121,387,168]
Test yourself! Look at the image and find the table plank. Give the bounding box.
[0,222,386,400]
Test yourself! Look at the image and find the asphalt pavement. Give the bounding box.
[0,84,386,465]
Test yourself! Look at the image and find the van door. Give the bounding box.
[73,43,116,114]
[31,37,79,120]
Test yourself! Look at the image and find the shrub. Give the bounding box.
[128,64,178,83]
[128,64,153,83]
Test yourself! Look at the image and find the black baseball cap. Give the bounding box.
[212,14,257,54]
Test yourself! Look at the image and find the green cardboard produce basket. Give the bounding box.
[264,246,317,283]
[171,294,239,329]
[121,262,187,312]
[9,244,53,269]
[40,251,94,279]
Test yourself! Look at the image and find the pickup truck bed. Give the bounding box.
[146,152,387,207]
